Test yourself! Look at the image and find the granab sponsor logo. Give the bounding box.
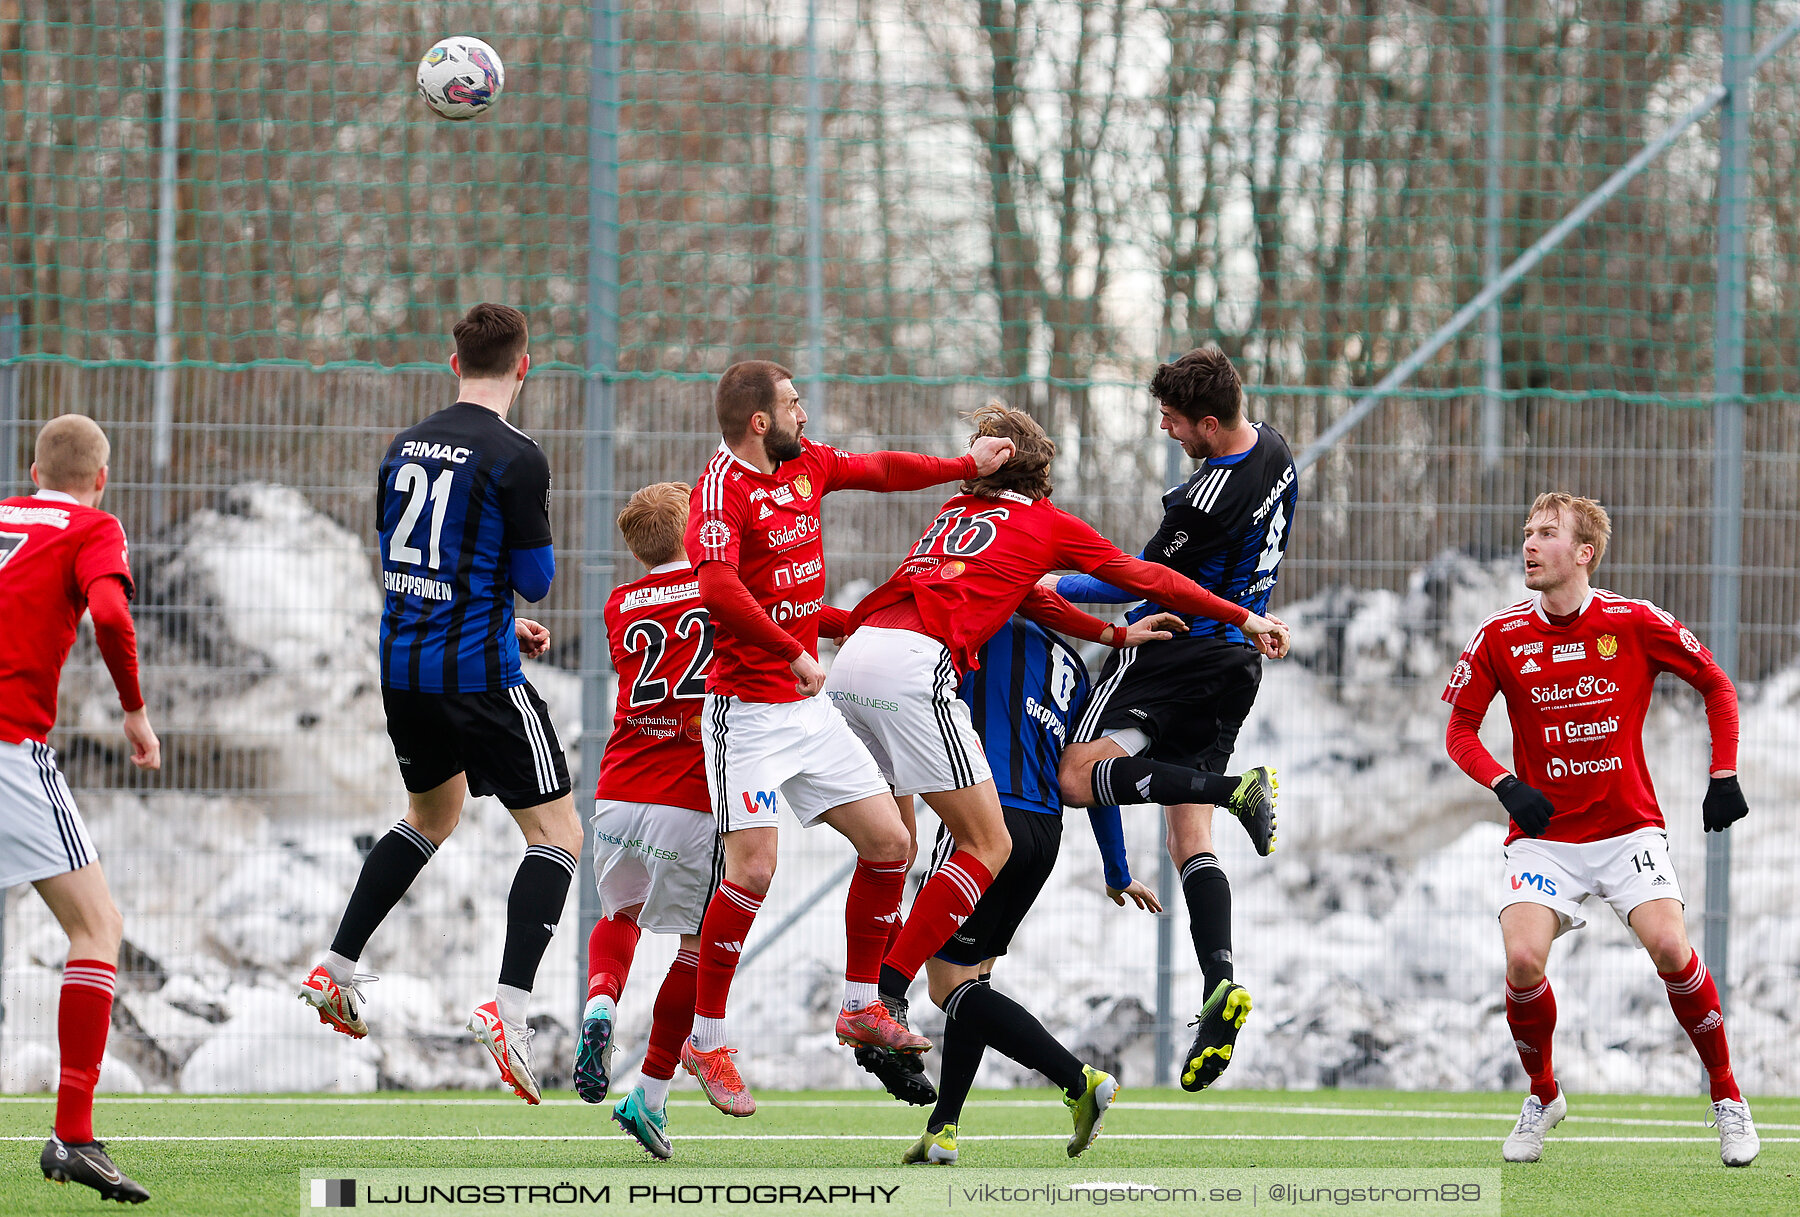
[773,555,824,588]
[1542,718,1618,744]
[1511,641,1543,657]
[1552,642,1586,663]
[1546,755,1622,779]
[1530,675,1619,704]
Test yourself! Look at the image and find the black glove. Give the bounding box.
[1703,775,1748,833]
[1495,775,1556,838]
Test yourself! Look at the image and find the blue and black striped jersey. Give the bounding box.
[959,618,1132,887]
[377,401,553,693]
[1124,423,1297,646]
[958,618,1091,818]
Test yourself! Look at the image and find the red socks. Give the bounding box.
[586,912,642,1002]
[844,859,907,984]
[695,880,763,1020]
[641,950,699,1082]
[881,851,993,983]
[1661,951,1739,1102]
[1505,976,1558,1104]
[56,960,117,1144]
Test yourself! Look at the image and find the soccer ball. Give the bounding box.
[417,37,505,120]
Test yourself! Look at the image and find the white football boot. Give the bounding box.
[1711,1098,1760,1167]
[1502,1089,1566,1163]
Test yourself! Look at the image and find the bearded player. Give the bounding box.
[2,416,160,1203]
[826,401,1287,1124]
[681,360,1015,1115]
[1443,493,1757,1167]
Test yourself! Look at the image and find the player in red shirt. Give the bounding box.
[1443,493,1757,1167]
[1,416,160,1203]
[680,360,1015,1115]
[829,403,1288,1106]
[572,481,719,1158]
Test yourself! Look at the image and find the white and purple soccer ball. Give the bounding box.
[417,37,505,121]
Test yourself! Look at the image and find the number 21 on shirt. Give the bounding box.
[389,462,455,569]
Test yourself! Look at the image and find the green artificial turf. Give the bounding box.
[2,1089,1795,1215]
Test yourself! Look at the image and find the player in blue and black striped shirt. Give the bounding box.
[301,304,581,1107]
[1051,346,1289,1097]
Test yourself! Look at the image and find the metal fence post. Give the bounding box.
[1152,436,1185,1087]
[149,0,183,533]
[1705,0,1752,1018]
[576,1,622,1034]
[804,0,828,435]
[0,313,19,495]
[1480,0,1505,471]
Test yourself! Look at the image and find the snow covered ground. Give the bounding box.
[4,485,1796,1097]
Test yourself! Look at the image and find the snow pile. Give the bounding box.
[5,492,1797,1099]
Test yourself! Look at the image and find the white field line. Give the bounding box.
[0,1133,1794,1145]
[1,1096,1791,1132]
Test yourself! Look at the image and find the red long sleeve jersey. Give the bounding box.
[687,439,974,703]
[594,564,712,815]
[1442,589,1738,845]
[855,491,1246,677]
[0,494,138,745]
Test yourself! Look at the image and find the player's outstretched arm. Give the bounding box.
[823,436,1010,496]
[89,575,160,771]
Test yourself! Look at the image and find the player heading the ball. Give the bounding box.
[300,304,581,1106]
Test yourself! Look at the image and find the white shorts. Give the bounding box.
[1501,827,1683,935]
[702,692,890,832]
[591,799,721,935]
[823,627,992,797]
[0,739,97,888]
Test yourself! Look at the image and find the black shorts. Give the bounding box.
[382,682,572,810]
[928,804,1062,966]
[1073,636,1262,773]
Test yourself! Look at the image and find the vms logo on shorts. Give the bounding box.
[740,790,779,817]
[699,519,732,549]
[1511,872,1557,895]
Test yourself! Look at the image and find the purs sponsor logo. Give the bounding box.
[1553,642,1586,663]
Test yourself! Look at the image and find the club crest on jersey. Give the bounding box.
[939,560,966,579]
[1679,628,1703,654]
[792,474,813,500]
[699,520,732,549]
[686,715,703,742]
[1596,634,1618,660]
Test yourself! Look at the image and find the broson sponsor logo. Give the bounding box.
[1546,755,1622,779]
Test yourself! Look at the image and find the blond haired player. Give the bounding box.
[2,416,160,1203]
[1444,493,1756,1166]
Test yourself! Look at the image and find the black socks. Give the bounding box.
[498,844,578,991]
[940,977,1085,1099]
[1180,852,1233,991]
[1089,757,1236,808]
[329,820,437,960]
